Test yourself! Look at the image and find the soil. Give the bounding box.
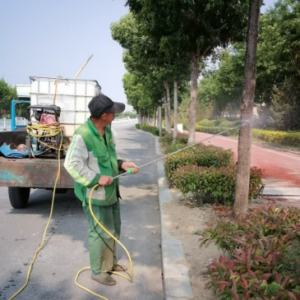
[164,189,300,300]
[165,189,227,300]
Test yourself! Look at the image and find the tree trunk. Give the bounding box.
[142,113,145,124]
[153,109,157,127]
[188,50,200,144]
[147,108,150,124]
[138,109,142,124]
[234,0,261,218]
[173,80,178,143]
[164,82,171,134]
[164,98,168,131]
[158,105,162,136]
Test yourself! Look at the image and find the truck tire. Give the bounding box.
[8,187,30,209]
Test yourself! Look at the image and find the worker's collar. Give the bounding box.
[87,118,107,137]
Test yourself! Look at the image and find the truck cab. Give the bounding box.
[10,100,30,131]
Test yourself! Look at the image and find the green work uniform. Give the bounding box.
[64,119,123,274]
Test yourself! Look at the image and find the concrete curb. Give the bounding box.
[155,137,193,300]
[263,187,300,196]
[112,119,138,124]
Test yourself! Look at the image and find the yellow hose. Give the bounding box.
[74,184,133,299]
[10,122,133,300]
[27,122,66,152]
[8,130,63,300]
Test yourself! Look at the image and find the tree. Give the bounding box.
[196,0,300,130]
[257,0,300,129]
[234,0,262,218]
[198,50,244,117]
[112,14,167,126]
[111,13,190,133]
[127,0,249,144]
[0,79,18,114]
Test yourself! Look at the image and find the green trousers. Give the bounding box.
[83,201,121,274]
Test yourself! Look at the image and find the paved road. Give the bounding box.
[194,132,300,187]
[0,121,163,300]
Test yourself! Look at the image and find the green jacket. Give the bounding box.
[64,119,122,207]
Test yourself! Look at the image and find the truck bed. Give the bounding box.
[0,156,73,188]
[0,130,73,188]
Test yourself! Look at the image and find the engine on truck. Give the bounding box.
[27,105,64,158]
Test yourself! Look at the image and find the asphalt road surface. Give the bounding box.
[0,121,163,300]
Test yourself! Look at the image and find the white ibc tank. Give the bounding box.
[30,76,101,137]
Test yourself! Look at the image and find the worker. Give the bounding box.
[64,93,139,286]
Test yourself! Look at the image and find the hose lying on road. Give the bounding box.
[74,184,133,300]
[8,131,64,300]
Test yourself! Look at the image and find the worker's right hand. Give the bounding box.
[98,175,113,186]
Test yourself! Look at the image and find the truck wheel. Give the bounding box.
[8,187,30,209]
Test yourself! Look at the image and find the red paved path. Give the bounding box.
[194,132,300,188]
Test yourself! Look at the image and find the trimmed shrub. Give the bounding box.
[165,143,186,154]
[160,132,188,147]
[160,132,188,154]
[165,144,234,183]
[198,119,218,127]
[195,125,239,136]
[253,128,300,147]
[173,165,263,205]
[218,120,237,127]
[201,206,300,299]
[160,133,173,146]
[136,124,159,136]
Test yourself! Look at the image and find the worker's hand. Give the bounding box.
[98,175,113,186]
[121,162,139,174]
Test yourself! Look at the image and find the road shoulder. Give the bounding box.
[155,137,194,300]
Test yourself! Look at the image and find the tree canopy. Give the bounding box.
[0,79,18,113]
[126,0,249,143]
[196,0,300,130]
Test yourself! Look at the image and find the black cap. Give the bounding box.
[88,93,125,117]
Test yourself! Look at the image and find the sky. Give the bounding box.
[0,0,277,111]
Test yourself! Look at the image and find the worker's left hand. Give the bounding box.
[121,162,139,174]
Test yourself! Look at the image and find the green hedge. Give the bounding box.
[195,124,300,148]
[160,132,188,146]
[197,119,217,126]
[195,125,239,136]
[135,124,159,136]
[253,128,300,147]
[165,144,234,183]
[160,132,188,154]
[173,165,263,205]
